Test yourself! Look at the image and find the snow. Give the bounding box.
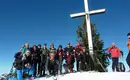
[38,72,130,80]
[0,76,7,80]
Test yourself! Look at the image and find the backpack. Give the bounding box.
[13,52,23,69]
[117,62,125,72]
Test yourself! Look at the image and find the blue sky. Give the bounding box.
[0,0,130,74]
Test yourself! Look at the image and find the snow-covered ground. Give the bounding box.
[37,72,130,80]
[0,76,7,80]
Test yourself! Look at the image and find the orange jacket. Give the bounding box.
[127,40,130,50]
[108,47,121,58]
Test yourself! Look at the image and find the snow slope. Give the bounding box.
[38,72,130,80]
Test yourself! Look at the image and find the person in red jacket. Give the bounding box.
[75,42,83,71]
[65,52,75,73]
[56,45,64,61]
[108,42,121,72]
[56,45,64,74]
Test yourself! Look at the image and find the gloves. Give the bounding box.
[25,63,31,68]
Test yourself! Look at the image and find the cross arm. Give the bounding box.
[70,9,106,18]
[70,12,86,18]
[89,9,106,15]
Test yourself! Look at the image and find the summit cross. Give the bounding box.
[70,0,106,55]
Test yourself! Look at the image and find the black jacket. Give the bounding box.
[41,48,49,62]
[14,52,23,70]
[78,53,87,63]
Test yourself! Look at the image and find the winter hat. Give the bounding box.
[58,45,62,48]
[44,43,47,46]
[26,50,30,56]
[38,44,41,47]
[127,33,130,38]
[127,33,130,36]
[14,52,22,58]
[68,42,70,45]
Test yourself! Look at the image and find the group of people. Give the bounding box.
[13,32,130,80]
[14,42,90,80]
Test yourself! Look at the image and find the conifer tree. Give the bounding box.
[76,19,110,72]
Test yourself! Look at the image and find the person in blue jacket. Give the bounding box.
[14,52,23,80]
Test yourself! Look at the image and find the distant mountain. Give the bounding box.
[0,75,7,80]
